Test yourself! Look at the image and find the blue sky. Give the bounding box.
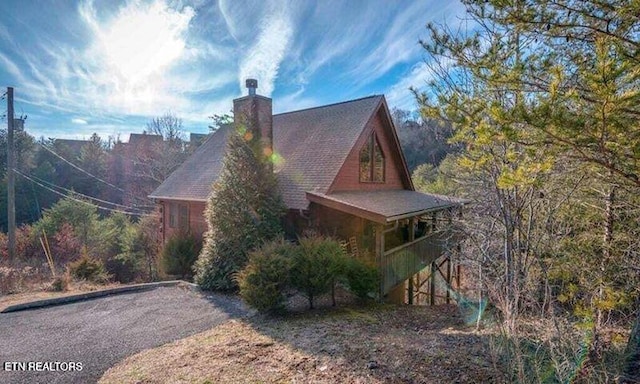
[0,0,466,141]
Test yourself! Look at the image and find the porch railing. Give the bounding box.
[381,231,448,294]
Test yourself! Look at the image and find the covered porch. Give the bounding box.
[306,190,467,304]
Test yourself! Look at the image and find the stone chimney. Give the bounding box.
[233,79,273,160]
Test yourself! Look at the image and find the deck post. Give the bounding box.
[456,244,462,290]
[375,223,384,301]
[407,217,415,305]
[430,261,436,305]
[446,256,451,304]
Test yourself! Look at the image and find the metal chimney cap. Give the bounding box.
[246,79,258,95]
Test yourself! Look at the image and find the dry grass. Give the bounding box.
[100,304,497,384]
[0,280,123,312]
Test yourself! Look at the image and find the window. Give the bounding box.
[169,203,189,230]
[169,203,177,228]
[359,133,385,182]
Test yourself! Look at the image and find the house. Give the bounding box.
[150,79,466,303]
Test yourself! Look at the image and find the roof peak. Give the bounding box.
[274,95,382,117]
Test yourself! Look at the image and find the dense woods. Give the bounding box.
[0,115,195,292]
[0,114,196,230]
[406,0,639,382]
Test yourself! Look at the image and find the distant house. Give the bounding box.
[150,80,465,302]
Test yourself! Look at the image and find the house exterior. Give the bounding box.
[150,79,465,303]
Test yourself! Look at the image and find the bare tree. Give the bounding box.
[146,113,185,145]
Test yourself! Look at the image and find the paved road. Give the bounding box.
[0,286,249,384]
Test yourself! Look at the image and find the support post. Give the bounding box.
[456,244,462,290]
[446,256,451,304]
[407,217,415,305]
[375,224,384,301]
[6,87,15,262]
[430,261,436,306]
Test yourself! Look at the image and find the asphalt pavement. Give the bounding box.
[0,286,249,384]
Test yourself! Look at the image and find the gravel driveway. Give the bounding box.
[0,286,248,384]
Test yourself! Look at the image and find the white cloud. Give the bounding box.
[386,62,432,110]
[71,118,88,125]
[0,52,24,84]
[238,5,294,96]
[386,56,455,111]
[275,86,318,114]
[351,0,466,83]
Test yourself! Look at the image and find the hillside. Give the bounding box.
[100,304,496,383]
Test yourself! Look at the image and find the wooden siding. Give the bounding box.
[331,109,409,192]
[160,199,207,241]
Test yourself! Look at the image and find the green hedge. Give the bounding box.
[236,235,379,312]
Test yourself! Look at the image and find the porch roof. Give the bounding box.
[306,190,468,224]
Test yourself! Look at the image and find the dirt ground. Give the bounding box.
[100,303,497,383]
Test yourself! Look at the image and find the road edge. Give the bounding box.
[0,280,200,314]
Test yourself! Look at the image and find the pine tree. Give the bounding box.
[419,0,640,379]
[194,125,285,291]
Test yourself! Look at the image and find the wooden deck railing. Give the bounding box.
[381,232,447,294]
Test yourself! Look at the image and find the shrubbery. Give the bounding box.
[49,272,71,292]
[0,196,164,288]
[236,235,379,313]
[68,251,110,283]
[290,236,348,309]
[161,232,201,279]
[344,257,379,300]
[236,239,293,313]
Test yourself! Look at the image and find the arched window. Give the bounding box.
[359,133,385,182]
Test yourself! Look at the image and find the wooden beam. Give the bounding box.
[446,256,451,304]
[375,223,384,300]
[430,261,436,306]
[407,217,415,305]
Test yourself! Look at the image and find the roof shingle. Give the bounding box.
[149,95,384,209]
[149,126,230,201]
[306,190,468,223]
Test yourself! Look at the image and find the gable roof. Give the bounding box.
[149,95,386,208]
[129,133,163,146]
[273,95,384,209]
[149,125,231,201]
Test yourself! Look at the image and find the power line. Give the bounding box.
[37,142,154,207]
[39,142,126,193]
[14,169,149,217]
[14,168,150,214]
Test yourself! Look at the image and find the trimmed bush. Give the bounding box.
[290,235,347,309]
[236,238,294,313]
[344,258,379,300]
[162,232,201,279]
[68,251,110,283]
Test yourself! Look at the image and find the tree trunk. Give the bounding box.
[591,182,616,363]
[619,300,640,383]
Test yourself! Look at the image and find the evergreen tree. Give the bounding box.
[77,133,107,199]
[194,125,285,291]
[418,0,639,379]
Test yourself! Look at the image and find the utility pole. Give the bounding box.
[7,87,15,262]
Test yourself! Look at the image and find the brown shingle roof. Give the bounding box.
[306,190,468,223]
[149,95,384,207]
[274,95,383,209]
[149,125,231,201]
[128,133,163,147]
